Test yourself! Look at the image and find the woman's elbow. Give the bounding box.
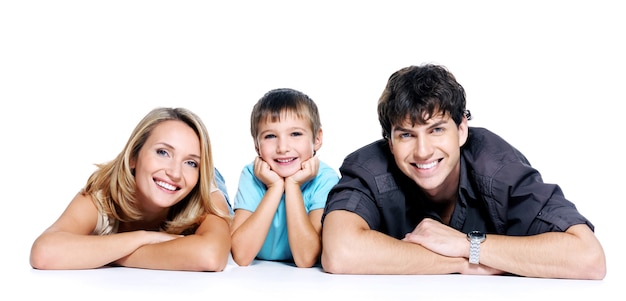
[29,240,56,270]
[194,250,229,272]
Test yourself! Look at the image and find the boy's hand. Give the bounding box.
[253,156,283,187]
[287,156,320,186]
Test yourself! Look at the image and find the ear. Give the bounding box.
[387,135,394,153]
[458,116,469,147]
[313,128,323,153]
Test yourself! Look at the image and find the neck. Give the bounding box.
[423,164,460,225]
[119,209,169,232]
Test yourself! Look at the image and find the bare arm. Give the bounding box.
[30,192,176,270]
[284,156,323,268]
[114,190,232,272]
[283,183,321,268]
[230,157,284,266]
[471,225,605,279]
[320,210,499,275]
[404,219,606,279]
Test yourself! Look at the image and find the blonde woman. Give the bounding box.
[30,107,232,271]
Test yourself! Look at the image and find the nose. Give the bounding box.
[165,161,182,180]
[413,135,434,159]
[276,137,289,154]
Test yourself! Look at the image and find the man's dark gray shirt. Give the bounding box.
[322,127,593,238]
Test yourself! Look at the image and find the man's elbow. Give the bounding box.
[320,244,355,274]
[580,250,607,280]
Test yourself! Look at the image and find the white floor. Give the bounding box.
[7,257,615,300]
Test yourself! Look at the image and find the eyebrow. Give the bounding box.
[428,120,448,129]
[393,119,449,133]
[157,142,201,160]
[259,126,308,136]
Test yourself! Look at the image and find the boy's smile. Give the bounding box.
[256,112,318,178]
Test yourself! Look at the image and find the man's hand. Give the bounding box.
[402,218,468,258]
[403,218,504,275]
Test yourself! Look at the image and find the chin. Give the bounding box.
[273,167,298,178]
[276,171,296,178]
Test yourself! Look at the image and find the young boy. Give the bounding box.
[231,88,339,268]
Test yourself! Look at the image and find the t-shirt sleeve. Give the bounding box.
[233,163,265,212]
[305,162,340,211]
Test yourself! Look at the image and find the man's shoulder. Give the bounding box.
[467,126,501,141]
[465,127,530,169]
[344,139,391,162]
[340,139,395,175]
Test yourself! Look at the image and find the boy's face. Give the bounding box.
[256,112,322,178]
[388,112,468,200]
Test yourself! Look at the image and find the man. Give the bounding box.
[321,64,606,279]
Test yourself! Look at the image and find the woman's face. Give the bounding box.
[131,120,201,214]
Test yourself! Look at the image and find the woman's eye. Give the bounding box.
[157,149,169,157]
[185,161,198,168]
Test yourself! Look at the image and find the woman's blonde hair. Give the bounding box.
[82,107,230,234]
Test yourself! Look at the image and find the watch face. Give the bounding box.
[468,231,486,240]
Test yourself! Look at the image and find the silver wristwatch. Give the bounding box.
[467,231,486,264]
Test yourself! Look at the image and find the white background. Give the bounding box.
[1,0,623,288]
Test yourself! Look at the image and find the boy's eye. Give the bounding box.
[291,131,303,137]
[263,134,276,139]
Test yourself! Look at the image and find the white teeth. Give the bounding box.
[156,181,176,191]
[276,158,294,163]
[416,160,438,169]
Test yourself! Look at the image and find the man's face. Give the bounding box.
[388,112,468,199]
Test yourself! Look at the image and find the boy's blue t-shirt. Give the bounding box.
[214,168,233,216]
[233,160,339,261]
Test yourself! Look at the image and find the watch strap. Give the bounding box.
[468,239,481,264]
